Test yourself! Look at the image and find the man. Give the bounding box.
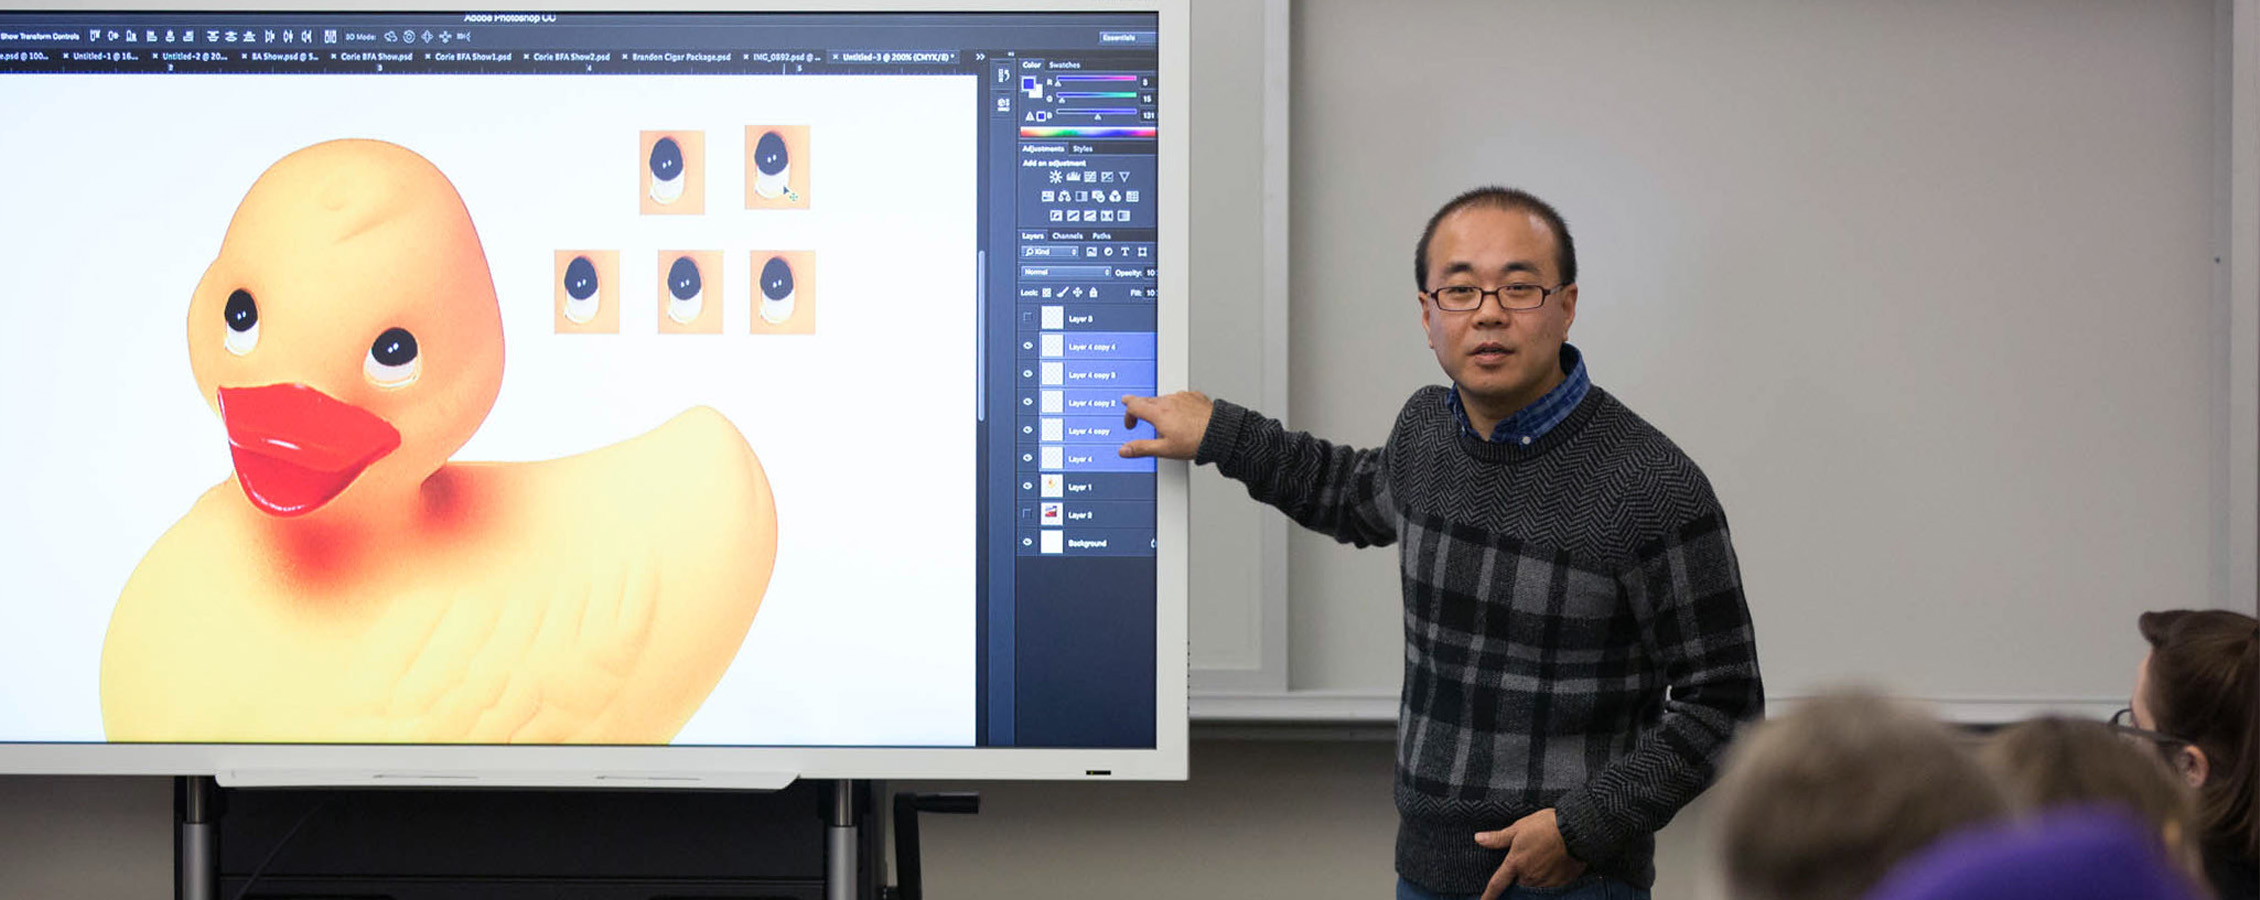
[1121,188,1763,900]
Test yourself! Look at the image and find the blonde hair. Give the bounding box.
[1711,690,2009,900]
[1981,716,2210,894]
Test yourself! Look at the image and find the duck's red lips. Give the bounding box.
[217,384,401,518]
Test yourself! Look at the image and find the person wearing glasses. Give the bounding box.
[1120,187,1762,900]
[2118,609,2259,900]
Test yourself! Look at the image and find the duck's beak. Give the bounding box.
[218,384,401,517]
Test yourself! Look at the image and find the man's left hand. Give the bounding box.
[1474,808,1586,900]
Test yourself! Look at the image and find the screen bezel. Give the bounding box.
[0,0,1190,783]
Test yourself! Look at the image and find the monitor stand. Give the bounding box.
[176,776,220,900]
[826,780,861,900]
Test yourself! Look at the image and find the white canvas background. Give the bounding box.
[0,71,980,746]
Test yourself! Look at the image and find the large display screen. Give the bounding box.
[0,4,1187,782]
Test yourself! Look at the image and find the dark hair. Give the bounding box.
[2139,608,2259,862]
[1412,186,1577,291]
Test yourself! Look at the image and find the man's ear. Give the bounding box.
[2175,744,2211,789]
[1559,284,1578,329]
[1419,293,1436,349]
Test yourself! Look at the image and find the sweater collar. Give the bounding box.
[1445,343,1590,447]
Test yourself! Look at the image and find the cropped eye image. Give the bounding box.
[639,130,704,215]
[749,250,816,334]
[658,250,722,333]
[553,250,619,333]
[744,125,809,209]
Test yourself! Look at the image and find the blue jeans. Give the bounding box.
[1396,875,1651,900]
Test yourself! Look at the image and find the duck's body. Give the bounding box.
[100,139,777,744]
[103,406,774,743]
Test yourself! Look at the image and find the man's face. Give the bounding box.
[1419,205,1578,414]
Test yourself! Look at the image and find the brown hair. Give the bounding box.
[1711,689,2010,900]
[2139,609,2259,861]
[1980,716,2207,888]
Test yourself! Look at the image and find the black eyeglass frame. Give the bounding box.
[2107,706,2194,749]
[1421,281,1571,313]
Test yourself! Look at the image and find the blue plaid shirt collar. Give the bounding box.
[1445,343,1589,446]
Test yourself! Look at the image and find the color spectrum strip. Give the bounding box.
[1020,126,1157,138]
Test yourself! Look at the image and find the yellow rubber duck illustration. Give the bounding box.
[101,139,777,744]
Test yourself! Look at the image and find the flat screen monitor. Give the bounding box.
[0,1,1188,783]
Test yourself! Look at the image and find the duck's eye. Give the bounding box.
[365,327,420,387]
[650,137,683,181]
[666,255,704,325]
[564,256,599,300]
[562,255,600,324]
[755,131,788,175]
[761,255,794,300]
[223,288,259,356]
[669,256,702,299]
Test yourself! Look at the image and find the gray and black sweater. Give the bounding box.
[1197,385,1763,893]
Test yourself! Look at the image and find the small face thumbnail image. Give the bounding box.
[553,250,620,333]
[639,130,705,215]
[749,250,816,334]
[657,250,724,334]
[744,125,810,209]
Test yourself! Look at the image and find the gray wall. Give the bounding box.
[0,775,172,898]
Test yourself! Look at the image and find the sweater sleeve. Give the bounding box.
[1550,512,1764,864]
[1195,398,1400,548]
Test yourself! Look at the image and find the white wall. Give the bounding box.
[1283,0,2232,711]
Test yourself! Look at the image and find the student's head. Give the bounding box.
[1412,188,1579,416]
[2131,608,2258,859]
[1711,689,2009,900]
[1979,716,2205,885]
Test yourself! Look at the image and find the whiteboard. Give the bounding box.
[1189,0,2259,723]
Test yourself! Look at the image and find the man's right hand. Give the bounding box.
[1118,391,1213,460]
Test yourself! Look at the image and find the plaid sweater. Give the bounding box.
[1198,385,1763,893]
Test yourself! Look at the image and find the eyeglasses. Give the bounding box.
[1422,282,1568,312]
[2108,707,2192,750]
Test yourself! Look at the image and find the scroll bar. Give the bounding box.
[976,250,985,421]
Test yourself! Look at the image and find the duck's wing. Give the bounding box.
[335,546,674,744]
